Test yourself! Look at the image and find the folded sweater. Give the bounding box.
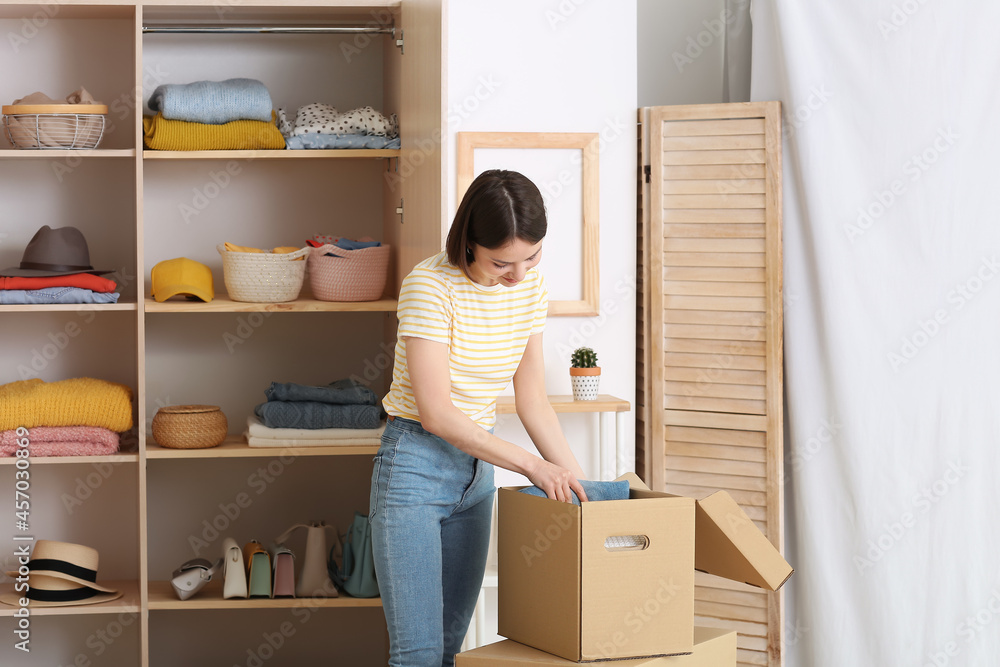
[0,274,118,293]
[148,78,273,124]
[518,479,630,506]
[143,112,285,151]
[0,378,133,432]
[254,401,382,430]
[0,426,120,457]
[263,378,377,406]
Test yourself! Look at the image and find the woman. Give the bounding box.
[370,169,589,667]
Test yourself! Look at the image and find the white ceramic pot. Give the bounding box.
[570,367,601,401]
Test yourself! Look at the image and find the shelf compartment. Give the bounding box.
[0,453,138,466]
[148,580,382,610]
[144,294,396,313]
[146,435,379,459]
[143,149,399,160]
[0,580,140,617]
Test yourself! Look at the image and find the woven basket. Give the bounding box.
[152,405,228,449]
[307,243,390,302]
[218,244,308,303]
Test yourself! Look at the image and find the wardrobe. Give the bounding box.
[0,1,443,665]
[636,102,786,667]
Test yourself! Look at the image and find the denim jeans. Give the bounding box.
[370,416,495,667]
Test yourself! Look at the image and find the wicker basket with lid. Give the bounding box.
[151,405,228,449]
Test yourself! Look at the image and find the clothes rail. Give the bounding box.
[142,25,395,35]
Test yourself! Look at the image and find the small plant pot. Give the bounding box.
[570,367,601,401]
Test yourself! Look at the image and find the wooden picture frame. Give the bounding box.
[456,132,600,317]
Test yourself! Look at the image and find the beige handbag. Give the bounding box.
[275,522,339,598]
[222,537,248,599]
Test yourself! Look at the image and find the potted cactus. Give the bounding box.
[569,346,601,401]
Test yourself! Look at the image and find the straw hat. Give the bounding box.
[1,540,122,607]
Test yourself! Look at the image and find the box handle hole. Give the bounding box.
[604,535,649,551]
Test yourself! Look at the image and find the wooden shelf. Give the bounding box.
[147,581,382,610]
[0,453,138,466]
[0,302,137,313]
[0,149,135,159]
[144,294,396,313]
[143,149,400,160]
[146,435,379,459]
[496,394,631,414]
[0,580,140,617]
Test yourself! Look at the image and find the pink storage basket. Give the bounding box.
[307,243,390,301]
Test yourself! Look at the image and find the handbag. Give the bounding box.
[275,522,339,598]
[222,537,248,599]
[170,557,222,601]
[270,543,295,598]
[329,512,379,598]
[243,540,272,598]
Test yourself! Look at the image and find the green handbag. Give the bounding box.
[328,512,379,598]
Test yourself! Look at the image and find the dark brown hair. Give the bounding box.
[445,170,547,277]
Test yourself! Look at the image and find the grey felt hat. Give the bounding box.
[0,225,112,277]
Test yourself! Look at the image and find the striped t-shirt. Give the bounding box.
[382,251,548,428]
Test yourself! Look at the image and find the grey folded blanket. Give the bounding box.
[254,401,382,430]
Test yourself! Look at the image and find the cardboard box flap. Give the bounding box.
[694,491,793,591]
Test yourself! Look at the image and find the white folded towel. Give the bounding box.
[245,415,385,442]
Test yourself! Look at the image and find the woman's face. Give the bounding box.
[467,238,543,287]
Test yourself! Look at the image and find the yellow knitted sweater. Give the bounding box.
[0,378,133,432]
[143,111,286,151]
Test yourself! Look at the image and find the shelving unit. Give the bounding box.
[1,1,443,665]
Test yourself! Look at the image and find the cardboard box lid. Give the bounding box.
[616,474,793,591]
[456,627,736,665]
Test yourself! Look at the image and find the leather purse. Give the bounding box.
[270,543,295,598]
[171,557,222,600]
[222,537,248,599]
[275,522,339,598]
[243,540,272,598]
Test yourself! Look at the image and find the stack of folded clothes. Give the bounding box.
[307,235,382,253]
[0,377,133,456]
[143,78,285,151]
[0,273,119,305]
[251,378,385,442]
[277,104,399,150]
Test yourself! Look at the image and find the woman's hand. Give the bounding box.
[527,458,589,503]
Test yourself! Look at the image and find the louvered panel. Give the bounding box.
[663,409,767,432]
[696,570,769,593]
[667,366,766,386]
[695,585,768,608]
[664,193,766,209]
[669,440,767,463]
[696,601,769,624]
[740,635,769,652]
[743,505,767,522]
[664,238,765,255]
[664,295,766,312]
[665,222,766,238]
[663,164,766,180]
[664,322,765,340]
[665,427,767,449]
[663,308,764,327]
[661,134,765,151]
[662,180,765,195]
[663,207,765,223]
[665,352,766,371]
[664,338,765,356]
[740,649,769,666]
[665,454,766,478]
[664,380,765,402]
[664,266,766,283]
[662,149,766,165]
[663,483,766,507]
[663,251,765,268]
[665,469,766,492]
[693,615,767,638]
[663,394,765,415]
[663,281,765,298]
[662,118,765,137]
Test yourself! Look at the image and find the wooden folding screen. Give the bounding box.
[637,102,784,667]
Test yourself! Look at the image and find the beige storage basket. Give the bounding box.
[218,244,308,303]
[307,243,390,302]
[152,405,228,449]
[2,103,108,149]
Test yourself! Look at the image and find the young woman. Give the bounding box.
[370,169,589,666]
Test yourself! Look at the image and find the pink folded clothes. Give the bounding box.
[0,426,120,457]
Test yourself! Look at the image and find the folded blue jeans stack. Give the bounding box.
[254,378,383,429]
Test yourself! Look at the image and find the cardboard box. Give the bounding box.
[497,474,792,662]
[456,627,737,666]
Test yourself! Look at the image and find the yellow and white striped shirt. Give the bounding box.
[382,252,548,428]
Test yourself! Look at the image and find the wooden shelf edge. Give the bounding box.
[144,294,397,313]
[143,149,400,160]
[0,302,138,313]
[0,580,140,617]
[146,435,379,459]
[0,453,138,466]
[0,149,135,158]
[147,581,381,610]
[496,394,631,414]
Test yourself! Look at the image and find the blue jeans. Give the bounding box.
[370,416,495,667]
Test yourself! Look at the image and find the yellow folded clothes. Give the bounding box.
[143,111,286,151]
[223,243,305,259]
[0,377,133,432]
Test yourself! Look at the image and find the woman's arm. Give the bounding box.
[405,335,586,503]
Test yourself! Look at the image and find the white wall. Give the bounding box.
[446,0,638,646]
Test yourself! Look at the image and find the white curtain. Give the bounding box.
[751,2,1000,665]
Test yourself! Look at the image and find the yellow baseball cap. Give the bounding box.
[150,257,214,303]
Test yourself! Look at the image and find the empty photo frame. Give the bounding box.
[456,132,600,317]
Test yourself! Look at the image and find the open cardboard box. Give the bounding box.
[457,627,736,666]
[497,473,792,662]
